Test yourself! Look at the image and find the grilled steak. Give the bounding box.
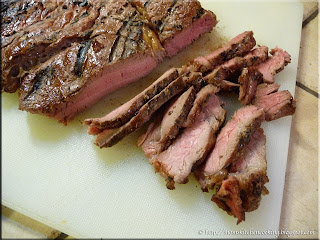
[195,105,265,191]
[212,128,269,224]
[84,68,179,129]
[153,87,226,189]
[254,83,280,98]
[238,67,263,105]
[191,31,256,73]
[132,0,218,57]
[95,76,186,148]
[256,47,291,84]
[253,90,296,121]
[138,86,196,155]
[203,46,268,87]
[2,0,217,123]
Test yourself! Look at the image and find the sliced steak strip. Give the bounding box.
[191,31,256,73]
[153,90,226,189]
[195,105,265,191]
[203,46,268,87]
[212,128,269,224]
[183,84,219,127]
[95,76,186,148]
[84,68,179,129]
[221,80,240,91]
[138,86,196,157]
[255,83,280,98]
[256,47,291,84]
[238,67,263,105]
[253,90,296,121]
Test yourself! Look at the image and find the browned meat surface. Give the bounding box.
[95,76,186,148]
[138,86,196,156]
[213,128,269,224]
[132,0,218,57]
[255,83,280,98]
[191,31,256,73]
[84,68,179,129]
[153,88,226,189]
[195,105,265,191]
[2,0,217,123]
[238,67,263,105]
[220,80,240,91]
[256,47,291,83]
[203,46,268,87]
[253,90,296,121]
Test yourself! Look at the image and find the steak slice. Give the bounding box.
[153,87,226,189]
[138,86,196,157]
[133,0,218,57]
[195,105,265,191]
[84,68,179,129]
[191,31,256,73]
[254,83,280,98]
[203,46,268,87]
[212,128,269,224]
[255,47,291,84]
[238,67,263,105]
[95,76,186,148]
[253,90,296,121]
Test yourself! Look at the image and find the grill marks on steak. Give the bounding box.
[212,128,269,224]
[153,87,226,189]
[191,31,256,73]
[203,46,268,87]
[95,76,186,148]
[85,68,179,129]
[195,105,265,191]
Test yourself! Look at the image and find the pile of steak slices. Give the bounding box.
[1,0,217,123]
[85,31,296,224]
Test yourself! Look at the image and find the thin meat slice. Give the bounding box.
[183,84,219,127]
[213,128,269,224]
[253,90,296,121]
[221,80,240,91]
[84,68,179,129]
[95,76,186,148]
[255,83,280,98]
[191,31,256,73]
[195,105,265,191]
[256,47,291,84]
[153,90,226,189]
[203,46,268,87]
[238,67,263,105]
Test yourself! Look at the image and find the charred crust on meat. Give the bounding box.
[75,40,92,77]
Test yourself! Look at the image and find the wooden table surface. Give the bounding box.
[2,2,318,239]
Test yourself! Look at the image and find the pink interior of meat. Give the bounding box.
[164,12,217,57]
[54,51,160,122]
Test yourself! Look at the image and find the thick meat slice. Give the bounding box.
[238,67,263,105]
[84,68,179,129]
[195,105,265,191]
[256,47,291,84]
[255,83,280,98]
[203,46,268,87]
[253,90,296,121]
[183,84,219,127]
[153,88,226,189]
[213,128,269,224]
[133,0,218,57]
[138,86,196,156]
[95,76,186,148]
[191,31,256,73]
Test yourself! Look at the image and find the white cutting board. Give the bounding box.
[2,2,302,238]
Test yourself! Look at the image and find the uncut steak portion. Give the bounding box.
[153,87,226,189]
[195,105,265,191]
[212,128,269,224]
[132,0,218,57]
